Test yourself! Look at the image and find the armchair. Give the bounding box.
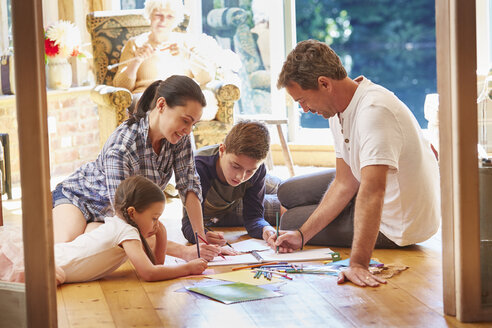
[86,10,240,148]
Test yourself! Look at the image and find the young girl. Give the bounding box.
[0,176,208,284]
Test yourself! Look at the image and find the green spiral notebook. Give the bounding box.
[186,282,282,304]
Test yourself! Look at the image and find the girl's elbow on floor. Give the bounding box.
[137,267,158,282]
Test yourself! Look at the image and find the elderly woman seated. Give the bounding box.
[113,0,216,109]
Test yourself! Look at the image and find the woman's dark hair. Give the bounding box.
[127,75,206,125]
[114,176,166,264]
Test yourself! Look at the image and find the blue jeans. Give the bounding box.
[278,169,400,248]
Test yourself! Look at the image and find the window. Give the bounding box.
[201,0,286,120]
[295,0,437,130]
[120,0,145,10]
[0,0,12,54]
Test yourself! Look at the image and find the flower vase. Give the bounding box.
[46,57,72,90]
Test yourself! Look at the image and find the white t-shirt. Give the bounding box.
[329,76,441,246]
[55,216,140,283]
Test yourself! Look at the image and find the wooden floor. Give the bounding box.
[2,180,492,327]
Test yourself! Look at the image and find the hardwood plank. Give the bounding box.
[142,276,213,327]
[144,274,258,327]
[60,281,115,327]
[308,274,451,327]
[56,288,70,328]
[99,261,163,327]
[240,275,354,327]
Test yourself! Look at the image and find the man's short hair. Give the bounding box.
[224,120,270,161]
[277,39,347,90]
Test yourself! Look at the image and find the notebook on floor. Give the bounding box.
[207,238,334,266]
[186,282,282,304]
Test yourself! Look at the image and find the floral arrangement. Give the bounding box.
[44,20,82,61]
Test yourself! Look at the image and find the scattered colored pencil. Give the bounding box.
[232,262,280,271]
[252,268,293,280]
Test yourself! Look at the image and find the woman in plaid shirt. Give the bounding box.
[51,75,221,261]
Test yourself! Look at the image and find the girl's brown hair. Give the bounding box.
[127,75,206,125]
[114,176,166,264]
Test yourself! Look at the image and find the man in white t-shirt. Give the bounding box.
[274,39,440,287]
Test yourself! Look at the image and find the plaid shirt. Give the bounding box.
[57,112,202,222]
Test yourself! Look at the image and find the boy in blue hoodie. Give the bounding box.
[182,120,282,246]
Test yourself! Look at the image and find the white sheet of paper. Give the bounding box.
[208,238,334,266]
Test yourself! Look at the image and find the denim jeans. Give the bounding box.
[278,169,400,249]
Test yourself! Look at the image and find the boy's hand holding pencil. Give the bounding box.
[204,229,227,246]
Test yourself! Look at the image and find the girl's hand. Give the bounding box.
[154,221,166,237]
[205,230,227,246]
[187,258,208,275]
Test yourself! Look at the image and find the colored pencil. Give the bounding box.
[196,233,226,260]
[253,268,293,280]
[195,232,200,258]
[231,262,280,271]
[276,212,279,254]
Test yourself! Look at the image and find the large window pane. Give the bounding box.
[295,0,437,130]
[202,0,275,116]
[120,0,145,10]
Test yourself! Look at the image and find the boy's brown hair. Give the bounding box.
[223,120,270,160]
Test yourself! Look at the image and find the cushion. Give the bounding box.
[201,89,219,121]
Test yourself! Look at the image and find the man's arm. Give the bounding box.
[276,158,359,251]
[337,164,388,287]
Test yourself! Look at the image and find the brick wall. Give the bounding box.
[0,87,101,187]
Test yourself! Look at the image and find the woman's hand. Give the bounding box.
[134,43,155,64]
[181,243,221,261]
[167,42,180,56]
[186,258,208,275]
